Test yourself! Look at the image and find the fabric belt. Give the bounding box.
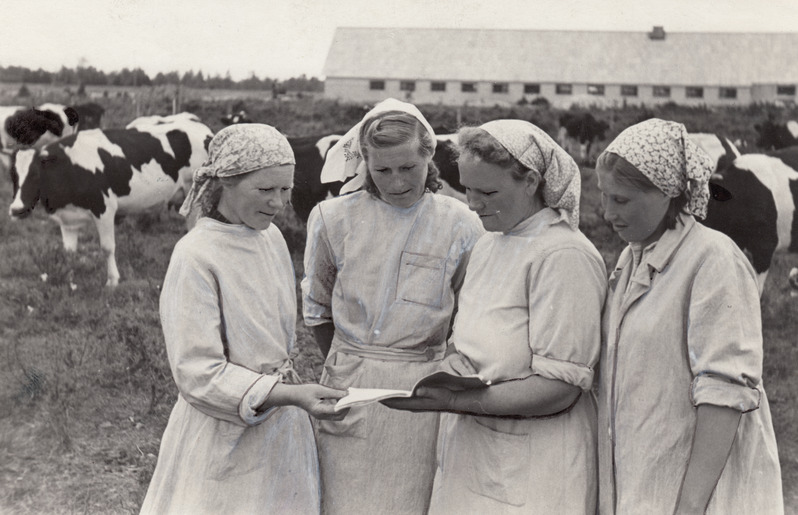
[265,358,302,385]
[332,333,445,363]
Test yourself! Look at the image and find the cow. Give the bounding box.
[125,112,202,129]
[8,119,212,286]
[1,105,25,172]
[125,112,213,211]
[789,267,798,298]
[558,112,609,164]
[687,133,740,171]
[754,119,798,150]
[288,134,343,222]
[74,102,105,130]
[221,110,252,126]
[703,146,798,295]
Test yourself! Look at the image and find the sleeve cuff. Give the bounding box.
[691,374,761,412]
[238,374,281,425]
[530,353,595,391]
[302,298,333,327]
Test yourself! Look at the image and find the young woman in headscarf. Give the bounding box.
[385,119,607,513]
[140,124,347,515]
[595,119,783,514]
[301,98,484,514]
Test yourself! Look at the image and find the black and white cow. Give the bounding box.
[9,119,212,286]
[74,102,105,130]
[754,119,798,150]
[289,134,343,222]
[557,112,609,164]
[703,146,798,295]
[221,110,252,126]
[688,133,740,171]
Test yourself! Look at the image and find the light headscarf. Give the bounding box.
[603,118,714,219]
[479,119,582,230]
[320,98,436,194]
[179,124,295,217]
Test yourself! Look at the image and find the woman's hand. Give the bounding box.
[381,387,456,412]
[294,384,349,421]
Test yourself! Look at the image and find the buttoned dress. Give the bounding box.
[302,191,483,515]
[597,214,783,514]
[140,218,321,514]
[428,208,607,514]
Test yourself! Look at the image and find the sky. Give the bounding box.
[2,0,798,81]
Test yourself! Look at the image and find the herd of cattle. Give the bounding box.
[1,103,797,296]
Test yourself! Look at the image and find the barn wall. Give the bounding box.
[326,78,775,107]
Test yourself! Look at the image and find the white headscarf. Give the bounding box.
[179,124,294,217]
[320,98,436,194]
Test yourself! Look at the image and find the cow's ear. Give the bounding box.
[65,107,79,127]
[709,182,733,202]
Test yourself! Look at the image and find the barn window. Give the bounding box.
[369,80,385,91]
[556,84,572,95]
[588,84,605,96]
[400,81,416,92]
[719,87,737,99]
[492,83,509,94]
[653,86,671,98]
[431,81,446,92]
[686,87,704,98]
[524,83,540,94]
[461,82,477,93]
[621,85,638,97]
[777,85,796,96]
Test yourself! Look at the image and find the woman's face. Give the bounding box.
[366,139,430,208]
[596,166,671,245]
[458,153,538,232]
[218,165,294,231]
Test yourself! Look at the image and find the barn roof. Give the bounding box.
[323,27,798,85]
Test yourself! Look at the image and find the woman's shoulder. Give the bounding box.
[684,222,754,269]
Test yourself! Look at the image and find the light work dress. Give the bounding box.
[302,191,483,515]
[140,218,321,515]
[597,213,783,514]
[428,208,607,514]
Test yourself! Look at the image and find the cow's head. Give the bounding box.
[9,148,44,219]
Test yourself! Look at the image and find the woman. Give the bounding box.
[595,118,783,514]
[141,124,347,514]
[385,119,607,513]
[302,98,484,514]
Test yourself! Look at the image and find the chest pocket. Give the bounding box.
[396,251,447,308]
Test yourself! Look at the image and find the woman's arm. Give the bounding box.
[675,404,741,514]
[385,374,580,418]
[259,383,348,421]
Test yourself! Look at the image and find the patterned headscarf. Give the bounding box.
[480,119,582,230]
[179,124,295,216]
[603,118,714,219]
[320,98,436,194]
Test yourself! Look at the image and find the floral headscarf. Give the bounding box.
[603,118,714,219]
[179,124,295,217]
[320,98,436,194]
[480,119,582,230]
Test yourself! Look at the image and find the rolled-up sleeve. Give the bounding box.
[687,247,763,412]
[301,205,337,327]
[528,248,607,391]
[160,250,281,427]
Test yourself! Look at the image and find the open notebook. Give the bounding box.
[334,371,490,411]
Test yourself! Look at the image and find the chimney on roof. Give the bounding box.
[649,26,666,40]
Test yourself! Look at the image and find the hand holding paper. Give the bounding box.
[334,371,489,412]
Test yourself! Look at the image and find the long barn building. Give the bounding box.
[323,27,798,108]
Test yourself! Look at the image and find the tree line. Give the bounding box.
[0,65,324,92]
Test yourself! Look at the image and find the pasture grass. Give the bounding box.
[0,95,796,512]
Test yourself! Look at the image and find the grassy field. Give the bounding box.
[0,93,796,512]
